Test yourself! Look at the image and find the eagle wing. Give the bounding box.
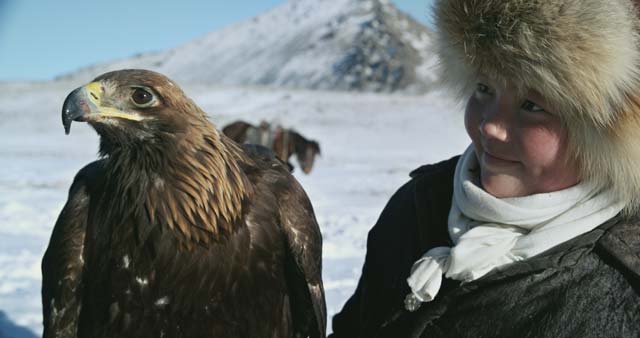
[41,161,100,338]
[279,177,327,338]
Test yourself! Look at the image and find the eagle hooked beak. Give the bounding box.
[62,82,144,135]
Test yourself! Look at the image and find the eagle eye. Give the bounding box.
[131,88,155,107]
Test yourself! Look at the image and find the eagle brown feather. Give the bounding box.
[43,69,326,337]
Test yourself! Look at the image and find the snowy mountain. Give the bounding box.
[56,0,437,93]
[0,1,454,335]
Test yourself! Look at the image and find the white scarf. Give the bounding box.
[405,146,624,310]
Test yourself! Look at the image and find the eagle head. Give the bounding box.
[62,69,208,155]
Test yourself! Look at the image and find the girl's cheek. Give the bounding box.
[519,125,566,165]
[465,97,482,140]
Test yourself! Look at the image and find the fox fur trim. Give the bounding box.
[434,0,640,214]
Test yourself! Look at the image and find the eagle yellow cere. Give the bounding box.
[42,69,326,338]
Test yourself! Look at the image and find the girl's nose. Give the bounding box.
[479,100,510,142]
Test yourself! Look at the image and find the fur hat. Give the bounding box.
[434,0,640,214]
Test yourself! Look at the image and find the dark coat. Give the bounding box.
[330,156,640,338]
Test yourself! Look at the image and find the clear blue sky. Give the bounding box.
[0,0,433,81]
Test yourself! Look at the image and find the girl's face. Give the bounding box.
[465,79,580,198]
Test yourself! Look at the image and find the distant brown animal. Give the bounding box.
[43,69,326,338]
[222,120,321,174]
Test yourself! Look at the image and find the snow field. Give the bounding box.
[0,82,468,334]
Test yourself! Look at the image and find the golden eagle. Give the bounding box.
[42,69,326,338]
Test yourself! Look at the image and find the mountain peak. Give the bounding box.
[59,0,437,93]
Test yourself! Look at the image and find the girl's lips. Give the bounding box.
[483,151,519,167]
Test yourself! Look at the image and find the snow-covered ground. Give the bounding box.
[0,81,468,335]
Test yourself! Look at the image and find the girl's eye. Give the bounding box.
[476,83,491,94]
[474,83,493,100]
[521,100,546,113]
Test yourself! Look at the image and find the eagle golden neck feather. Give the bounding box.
[102,123,253,248]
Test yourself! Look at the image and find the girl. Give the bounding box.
[330,0,640,337]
